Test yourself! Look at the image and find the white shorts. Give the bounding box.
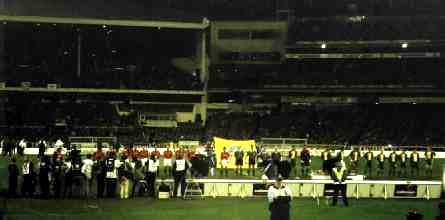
[221,159,229,168]
[163,158,172,167]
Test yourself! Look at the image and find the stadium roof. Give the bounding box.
[1,0,209,29]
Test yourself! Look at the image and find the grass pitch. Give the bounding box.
[1,197,440,220]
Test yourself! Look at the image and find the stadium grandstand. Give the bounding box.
[0,0,445,220]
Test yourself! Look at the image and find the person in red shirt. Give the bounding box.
[163,146,173,177]
[133,148,141,160]
[123,146,131,160]
[141,147,149,158]
[220,147,230,177]
[93,147,105,161]
[175,147,185,160]
[187,147,196,160]
[151,147,161,159]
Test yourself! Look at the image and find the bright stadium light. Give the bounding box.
[321,43,327,49]
[401,43,408,48]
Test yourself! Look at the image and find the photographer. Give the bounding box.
[105,151,119,198]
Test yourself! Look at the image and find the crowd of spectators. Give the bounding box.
[2,103,445,146]
[210,59,445,88]
[0,22,202,90]
[289,17,445,41]
[204,104,445,145]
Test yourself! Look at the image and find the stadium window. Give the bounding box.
[219,52,281,61]
[251,30,280,39]
[220,52,240,61]
[218,29,250,39]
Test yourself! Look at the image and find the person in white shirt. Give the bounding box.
[18,138,27,156]
[267,176,292,220]
[172,155,189,198]
[38,139,47,158]
[54,139,64,148]
[82,154,94,197]
[21,158,35,197]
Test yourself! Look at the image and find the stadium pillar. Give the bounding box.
[442,164,445,198]
[76,28,82,78]
[0,0,5,80]
[197,27,208,84]
[200,94,208,125]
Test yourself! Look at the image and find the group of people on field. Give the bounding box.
[6,145,202,199]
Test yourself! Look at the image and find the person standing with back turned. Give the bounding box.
[267,176,292,220]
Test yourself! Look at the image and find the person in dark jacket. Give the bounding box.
[95,159,107,198]
[39,156,51,199]
[8,158,19,197]
[131,160,146,197]
[300,147,311,178]
[52,156,66,199]
[21,158,35,198]
[145,154,159,198]
[267,176,292,220]
[172,155,189,198]
[330,162,349,206]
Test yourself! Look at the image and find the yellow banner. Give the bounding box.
[214,137,256,168]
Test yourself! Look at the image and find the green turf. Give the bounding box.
[1,198,441,220]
